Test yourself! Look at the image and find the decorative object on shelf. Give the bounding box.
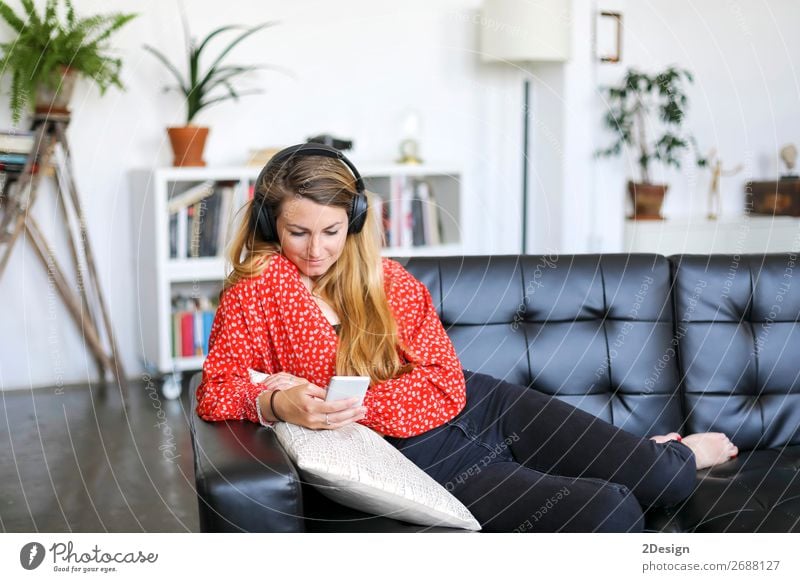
[0,112,129,405]
[596,10,623,63]
[307,134,354,151]
[746,180,800,217]
[703,148,743,220]
[246,147,281,167]
[596,66,705,220]
[143,7,283,167]
[396,110,423,165]
[480,0,571,253]
[779,144,798,180]
[0,0,137,124]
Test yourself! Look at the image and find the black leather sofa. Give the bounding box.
[189,253,800,532]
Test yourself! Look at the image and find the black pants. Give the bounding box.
[385,370,696,532]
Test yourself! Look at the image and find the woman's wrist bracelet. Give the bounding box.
[269,389,285,422]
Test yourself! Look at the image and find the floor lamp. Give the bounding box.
[480,0,571,254]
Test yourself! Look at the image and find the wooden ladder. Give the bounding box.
[0,113,129,406]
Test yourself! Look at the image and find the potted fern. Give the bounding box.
[0,0,137,124]
[143,18,280,167]
[596,66,705,219]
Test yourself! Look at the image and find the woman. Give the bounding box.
[196,143,738,532]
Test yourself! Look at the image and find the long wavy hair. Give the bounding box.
[225,154,414,385]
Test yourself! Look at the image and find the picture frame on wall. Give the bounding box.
[596,10,623,63]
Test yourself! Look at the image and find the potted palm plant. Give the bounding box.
[596,66,705,219]
[0,0,137,124]
[144,17,280,167]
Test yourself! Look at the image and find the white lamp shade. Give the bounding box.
[480,0,571,63]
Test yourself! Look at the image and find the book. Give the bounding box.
[180,312,194,357]
[194,310,204,356]
[167,180,215,214]
[200,188,221,257]
[0,153,28,165]
[0,130,35,154]
[371,195,387,246]
[416,180,442,246]
[390,176,401,247]
[168,213,178,258]
[427,184,442,246]
[170,293,219,359]
[168,183,237,259]
[216,185,235,255]
[171,313,179,358]
[176,206,188,259]
[188,203,202,258]
[202,311,214,355]
[401,176,414,247]
[411,181,426,246]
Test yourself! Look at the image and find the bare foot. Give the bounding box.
[680,432,738,469]
[649,432,682,444]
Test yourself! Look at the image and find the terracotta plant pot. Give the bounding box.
[627,181,668,220]
[34,66,77,117]
[167,126,209,167]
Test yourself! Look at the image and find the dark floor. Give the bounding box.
[0,376,199,532]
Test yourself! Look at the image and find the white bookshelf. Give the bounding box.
[131,163,463,398]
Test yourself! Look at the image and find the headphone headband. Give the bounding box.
[255,142,365,194]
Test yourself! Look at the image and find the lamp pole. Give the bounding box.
[522,77,531,254]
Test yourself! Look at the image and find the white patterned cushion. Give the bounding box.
[273,421,481,531]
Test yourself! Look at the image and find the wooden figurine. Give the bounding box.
[705,148,743,220]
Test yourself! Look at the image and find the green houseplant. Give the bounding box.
[596,66,705,219]
[143,18,279,166]
[0,0,137,124]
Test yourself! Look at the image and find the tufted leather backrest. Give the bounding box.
[398,254,683,438]
[670,254,800,450]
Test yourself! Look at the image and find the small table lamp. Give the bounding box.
[480,0,571,253]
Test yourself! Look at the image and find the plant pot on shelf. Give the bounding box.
[34,66,78,117]
[627,181,668,220]
[167,126,209,167]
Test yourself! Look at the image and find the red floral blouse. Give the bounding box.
[195,253,466,438]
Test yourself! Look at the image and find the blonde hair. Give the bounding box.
[225,155,414,385]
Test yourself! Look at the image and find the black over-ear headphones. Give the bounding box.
[251,142,368,243]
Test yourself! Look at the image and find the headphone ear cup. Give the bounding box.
[253,198,278,242]
[348,192,369,234]
[265,205,279,242]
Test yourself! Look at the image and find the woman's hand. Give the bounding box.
[271,381,367,430]
[258,371,308,391]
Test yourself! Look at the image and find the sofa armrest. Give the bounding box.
[188,373,304,532]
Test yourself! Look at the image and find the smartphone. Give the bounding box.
[325,375,371,406]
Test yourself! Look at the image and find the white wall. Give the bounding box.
[2,0,798,390]
[590,0,800,251]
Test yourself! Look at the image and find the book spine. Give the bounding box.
[176,207,187,259]
[203,311,215,355]
[411,181,425,246]
[194,310,204,356]
[171,312,179,358]
[181,312,194,357]
[401,176,413,247]
[188,203,201,258]
[217,186,234,256]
